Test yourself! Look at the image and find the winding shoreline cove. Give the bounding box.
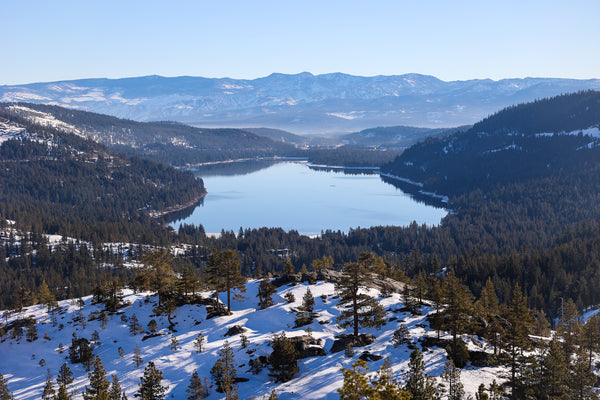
[170,161,448,235]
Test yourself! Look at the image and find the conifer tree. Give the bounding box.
[0,371,14,400]
[556,298,581,360]
[441,359,464,400]
[42,370,55,400]
[135,361,168,400]
[580,314,600,368]
[38,280,57,312]
[210,341,237,397]
[57,363,74,387]
[442,269,473,345]
[206,248,246,314]
[268,331,298,382]
[83,356,110,400]
[220,249,246,314]
[129,314,143,336]
[501,283,533,399]
[185,369,206,400]
[538,337,569,399]
[257,277,276,310]
[569,348,598,400]
[109,375,123,400]
[267,389,279,400]
[337,359,375,400]
[311,256,333,273]
[403,348,439,400]
[206,248,225,314]
[55,383,72,400]
[141,250,177,309]
[336,252,387,337]
[295,287,315,327]
[193,333,205,354]
[169,334,179,351]
[133,345,143,368]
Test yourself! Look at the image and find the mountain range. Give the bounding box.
[2,73,600,134]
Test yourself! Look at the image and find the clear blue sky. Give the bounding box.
[2,0,599,85]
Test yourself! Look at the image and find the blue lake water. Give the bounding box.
[170,161,447,235]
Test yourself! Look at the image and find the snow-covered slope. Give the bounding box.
[0,280,503,399]
[2,73,599,133]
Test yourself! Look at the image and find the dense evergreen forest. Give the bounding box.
[2,92,600,326]
[0,103,301,166]
[0,107,205,243]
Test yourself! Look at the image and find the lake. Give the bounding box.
[170,161,447,235]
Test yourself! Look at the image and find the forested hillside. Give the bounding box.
[0,103,300,166]
[381,91,600,196]
[0,105,205,242]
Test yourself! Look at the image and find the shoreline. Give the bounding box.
[149,189,208,218]
[178,156,307,170]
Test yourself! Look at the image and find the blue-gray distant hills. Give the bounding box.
[1,72,599,133]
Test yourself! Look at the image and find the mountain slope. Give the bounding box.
[381,91,600,196]
[0,104,205,241]
[342,125,470,148]
[0,280,501,400]
[0,103,298,166]
[2,73,599,133]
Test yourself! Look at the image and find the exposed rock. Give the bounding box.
[358,351,384,362]
[289,335,326,359]
[330,333,376,353]
[224,325,246,337]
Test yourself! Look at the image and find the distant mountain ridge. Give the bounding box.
[2,73,599,133]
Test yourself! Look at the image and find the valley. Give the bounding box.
[1,88,600,400]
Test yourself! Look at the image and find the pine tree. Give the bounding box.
[135,361,168,400]
[57,363,74,387]
[295,287,316,327]
[441,359,464,400]
[210,341,237,397]
[55,383,72,400]
[501,283,533,399]
[442,269,473,345]
[580,314,600,369]
[403,348,439,400]
[141,250,177,310]
[206,248,246,315]
[537,337,569,399]
[257,277,276,310]
[206,248,225,314]
[41,370,55,400]
[220,249,246,314]
[568,348,598,400]
[83,356,110,400]
[147,319,158,334]
[0,371,14,400]
[185,369,206,400]
[336,253,387,337]
[337,359,376,400]
[338,359,409,400]
[311,256,333,273]
[301,287,315,313]
[133,345,143,368]
[556,298,581,361]
[268,331,298,382]
[193,333,205,353]
[475,384,489,400]
[169,334,179,351]
[129,314,143,336]
[267,389,279,400]
[38,280,57,312]
[109,375,123,400]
